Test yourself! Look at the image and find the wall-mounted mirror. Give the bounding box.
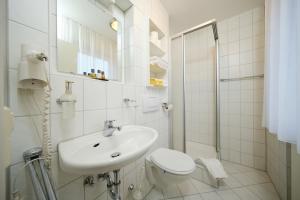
[57,0,130,82]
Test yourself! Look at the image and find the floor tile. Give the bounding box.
[177,179,199,196]
[143,162,280,200]
[232,173,257,186]
[233,187,261,200]
[191,179,215,193]
[244,171,270,184]
[216,190,240,200]
[201,192,222,200]
[222,175,243,188]
[145,187,164,200]
[163,185,182,199]
[247,183,280,200]
[183,194,203,200]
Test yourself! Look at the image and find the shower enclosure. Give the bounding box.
[170,20,220,159]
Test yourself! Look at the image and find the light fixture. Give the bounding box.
[110,18,118,31]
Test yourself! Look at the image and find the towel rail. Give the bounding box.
[220,74,264,82]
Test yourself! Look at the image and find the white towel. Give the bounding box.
[196,158,228,179]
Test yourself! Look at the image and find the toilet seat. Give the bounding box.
[150,148,195,175]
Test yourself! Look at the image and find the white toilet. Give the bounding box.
[146,148,195,188]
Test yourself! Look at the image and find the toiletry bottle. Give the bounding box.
[97,70,102,79]
[101,71,105,80]
[61,81,76,119]
[90,69,96,79]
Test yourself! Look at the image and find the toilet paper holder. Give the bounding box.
[162,103,168,109]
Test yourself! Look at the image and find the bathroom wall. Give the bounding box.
[7,0,169,199]
[218,7,266,170]
[266,132,290,200]
[0,0,7,198]
[291,144,300,200]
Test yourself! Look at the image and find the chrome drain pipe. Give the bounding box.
[98,169,121,200]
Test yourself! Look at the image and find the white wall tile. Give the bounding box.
[49,14,57,47]
[240,38,253,52]
[50,75,84,113]
[228,16,239,30]
[228,42,239,54]
[8,21,48,69]
[240,51,253,65]
[9,0,48,32]
[84,176,107,200]
[51,111,84,151]
[9,162,37,199]
[107,108,123,125]
[253,21,265,36]
[239,26,252,39]
[49,0,57,15]
[84,79,106,110]
[57,178,84,200]
[9,69,46,116]
[239,11,253,27]
[228,29,239,42]
[106,82,123,109]
[84,109,106,134]
[11,116,42,164]
[50,153,80,189]
[220,7,265,169]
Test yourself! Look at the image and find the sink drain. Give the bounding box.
[93,143,100,147]
[111,152,121,158]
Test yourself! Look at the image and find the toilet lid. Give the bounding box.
[150,148,195,175]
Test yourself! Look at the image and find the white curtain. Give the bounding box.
[57,16,117,77]
[264,0,300,152]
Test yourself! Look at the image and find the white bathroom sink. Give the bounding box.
[58,125,158,174]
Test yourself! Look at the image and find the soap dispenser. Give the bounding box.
[56,81,77,119]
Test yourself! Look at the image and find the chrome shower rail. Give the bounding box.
[220,74,264,82]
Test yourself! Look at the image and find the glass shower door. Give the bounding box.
[184,27,217,159]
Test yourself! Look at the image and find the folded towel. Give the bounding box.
[195,158,228,179]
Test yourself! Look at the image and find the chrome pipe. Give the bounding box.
[100,170,121,200]
[182,34,186,153]
[26,161,47,200]
[113,170,121,200]
[39,160,57,200]
[171,19,217,39]
[215,39,221,159]
[220,74,264,82]
[23,147,57,200]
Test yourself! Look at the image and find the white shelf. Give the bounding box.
[150,41,165,57]
[148,19,167,90]
[150,57,168,75]
[150,19,165,39]
[146,84,168,88]
[150,64,166,74]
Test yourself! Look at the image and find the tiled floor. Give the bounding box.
[144,161,280,200]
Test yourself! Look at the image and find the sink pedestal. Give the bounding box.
[99,170,121,200]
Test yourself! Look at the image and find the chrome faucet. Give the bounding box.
[103,120,121,137]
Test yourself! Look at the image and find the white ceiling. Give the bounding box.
[161,0,265,35]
